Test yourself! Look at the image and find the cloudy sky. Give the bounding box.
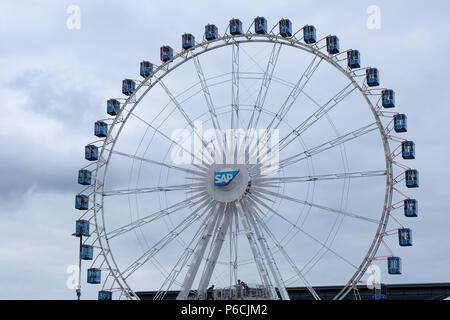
[0,0,449,299]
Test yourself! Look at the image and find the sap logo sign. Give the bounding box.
[214,170,239,186]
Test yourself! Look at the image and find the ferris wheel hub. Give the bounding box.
[206,163,250,203]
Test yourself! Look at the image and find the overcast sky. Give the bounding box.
[0,0,449,300]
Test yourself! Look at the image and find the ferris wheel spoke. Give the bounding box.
[177,203,224,300]
[245,196,358,270]
[278,83,356,150]
[253,187,378,224]
[111,150,206,176]
[261,122,378,175]
[121,200,215,280]
[247,199,320,300]
[231,41,240,132]
[102,183,204,197]
[254,170,386,186]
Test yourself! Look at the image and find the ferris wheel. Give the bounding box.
[73,17,418,300]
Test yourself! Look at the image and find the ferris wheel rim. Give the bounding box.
[90,32,393,300]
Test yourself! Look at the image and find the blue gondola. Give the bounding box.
[303,25,316,44]
[398,228,413,247]
[230,19,243,35]
[85,144,99,161]
[98,290,112,300]
[387,256,402,275]
[394,114,407,133]
[140,61,153,78]
[94,121,108,138]
[382,89,395,108]
[160,46,173,62]
[87,268,101,284]
[78,169,91,185]
[205,24,218,41]
[405,169,419,188]
[404,199,418,217]
[366,68,380,87]
[81,245,94,260]
[279,19,292,37]
[75,219,90,236]
[402,141,415,159]
[122,79,135,96]
[107,99,120,116]
[326,35,339,54]
[182,33,195,50]
[372,284,387,300]
[254,17,267,34]
[347,50,361,69]
[75,195,89,210]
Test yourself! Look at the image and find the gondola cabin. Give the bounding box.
[254,17,267,34]
[75,195,89,210]
[366,68,380,87]
[98,290,112,300]
[387,257,402,275]
[303,25,316,44]
[404,199,418,217]
[81,245,94,260]
[140,61,153,78]
[372,284,387,300]
[94,121,108,138]
[78,169,91,185]
[326,35,339,54]
[394,114,407,133]
[405,169,419,188]
[122,79,135,96]
[229,19,243,35]
[382,89,395,108]
[347,50,361,69]
[160,46,173,62]
[75,219,90,236]
[182,33,195,50]
[87,268,101,284]
[402,141,415,159]
[107,99,120,116]
[398,228,413,247]
[205,24,218,41]
[279,19,292,37]
[85,144,99,161]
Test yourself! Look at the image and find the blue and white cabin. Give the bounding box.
[160,46,173,62]
[279,19,292,37]
[81,245,94,260]
[398,228,413,247]
[229,19,243,35]
[122,79,135,96]
[372,284,387,300]
[182,33,195,50]
[402,141,415,159]
[75,219,90,237]
[87,268,101,284]
[382,89,395,108]
[303,25,316,44]
[366,68,380,87]
[387,256,402,275]
[98,290,112,300]
[347,50,361,69]
[326,35,339,54]
[75,195,89,210]
[94,121,108,138]
[140,61,153,78]
[205,24,218,41]
[394,114,407,133]
[404,199,418,217]
[107,99,120,116]
[254,17,267,34]
[85,144,99,161]
[405,169,419,188]
[78,169,91,185]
